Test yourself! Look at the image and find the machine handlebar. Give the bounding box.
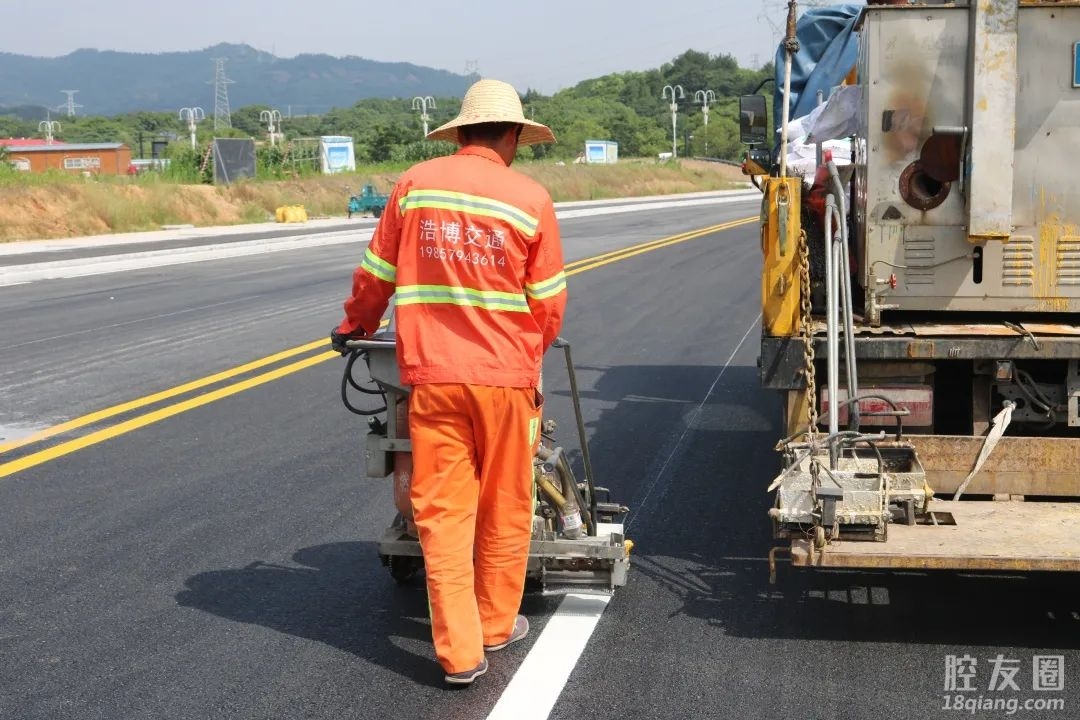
[344,336,396,351]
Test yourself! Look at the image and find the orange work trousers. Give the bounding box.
[407,382,540,674]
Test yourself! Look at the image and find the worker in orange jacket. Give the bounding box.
[330,78,567,686]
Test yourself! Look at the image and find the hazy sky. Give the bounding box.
[5,0,796,93]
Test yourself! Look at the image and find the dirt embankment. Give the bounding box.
[1,159,747,242]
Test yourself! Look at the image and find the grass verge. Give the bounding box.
[0,158,746,242]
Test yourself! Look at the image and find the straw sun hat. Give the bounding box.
[426,78,556,146]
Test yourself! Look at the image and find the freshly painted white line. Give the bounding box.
[1,193,760,286]
[624,313,761,531]
[0,195,760,289]
[483,318,762,719]
[555,192,758,220]
[553,187,752,209]
[0,218,376,256]
[0,189,756,257]
[0,230,373,286]
[486,593,612,720]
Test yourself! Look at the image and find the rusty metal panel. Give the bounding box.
[903,435,1080,496]
[1013,6,1080,309]
[968,0,1018,241]
[861,8,969,231]
[812,333,1080,361]
[860,6,973,308]
[810,320,1080,337]
[904,322,1080,337]
[807,319,1080,361]
[790,500,1080,572]
[856,4,1080,316]
[877,296,1080,313]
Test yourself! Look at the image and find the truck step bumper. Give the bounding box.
[790,500,1080,572]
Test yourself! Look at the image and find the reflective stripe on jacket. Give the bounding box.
[337,145,566,388]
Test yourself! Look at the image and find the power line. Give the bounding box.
[59,90,83,117]
[210,58,235,130]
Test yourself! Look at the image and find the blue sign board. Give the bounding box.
[320,135,356,174]
[1074,42,1080,88]
[584,139,618,164]
[328,146,350,170]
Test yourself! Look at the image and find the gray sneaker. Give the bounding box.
[484,615,529,652]
[445,658,487,686]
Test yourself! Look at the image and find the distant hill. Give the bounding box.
[0,104,50,121]
[0,43,475,117]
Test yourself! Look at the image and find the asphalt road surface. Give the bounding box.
[3,201,1080,720]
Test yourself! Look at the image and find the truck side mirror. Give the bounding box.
[739,95,768,146]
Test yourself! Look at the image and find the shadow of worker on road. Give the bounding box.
[175,541,447,688]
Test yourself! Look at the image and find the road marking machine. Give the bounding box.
[340,331,632,596]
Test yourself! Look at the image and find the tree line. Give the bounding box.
[0,50,773,173]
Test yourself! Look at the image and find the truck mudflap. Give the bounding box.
[787,500,1080,572]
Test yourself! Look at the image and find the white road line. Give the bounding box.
[0,193,761,286]
[554,193,758,220]
[0,230,372,286]
[624,313,761,531]
[486,593,612,720]
[0,219,377,256]
[486,314,762,719]
[0,190,756,257]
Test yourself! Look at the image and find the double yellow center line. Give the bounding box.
[0,216,754,479]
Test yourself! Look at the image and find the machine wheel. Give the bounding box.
[813,525,827,549]
[373,206,383,219]
[347,209,353,219]
[388,555,422,584]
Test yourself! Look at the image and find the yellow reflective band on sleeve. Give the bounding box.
[395,284,530,312]
[360,247,397,284]
[398,189,540,236]
[525,271,567,301]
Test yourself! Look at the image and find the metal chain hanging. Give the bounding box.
[798,228,819,438]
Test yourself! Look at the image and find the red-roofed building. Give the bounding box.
[1,140,132,175]
[0,138,51,148]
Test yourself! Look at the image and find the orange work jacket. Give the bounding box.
[336,145,567,388]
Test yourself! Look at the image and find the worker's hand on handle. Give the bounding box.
[330,327,365,356]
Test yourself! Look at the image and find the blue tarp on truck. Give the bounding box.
[773,3,864,129]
